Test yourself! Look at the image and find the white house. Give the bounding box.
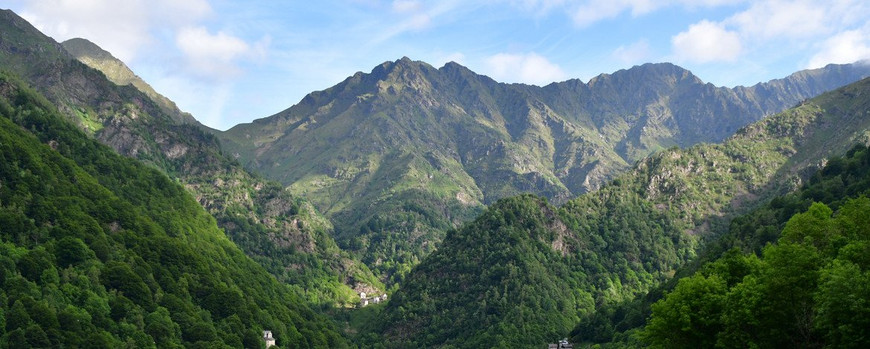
[263,330,276,348]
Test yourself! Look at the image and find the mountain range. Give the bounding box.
[2,7,870,348]
[370,74,870,347]
[217,55,870,283]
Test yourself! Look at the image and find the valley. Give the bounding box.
[1,6,870,348]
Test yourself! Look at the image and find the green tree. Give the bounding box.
[643,274,727,348]
[5,328,28,349]
[780,202,837,253]
[144,307,182,348]
[54,236,93,268]
[5,300,30,332]
[16,248,52,282]
[815,259,870,348]
[25,323,51,348]
[102,262,153,307]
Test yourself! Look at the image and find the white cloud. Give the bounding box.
[14,0,266,82]
[723,0,870,42]
[666,0,870,66]
[676,0,745,7]
[370,0,465,43]
[672,20,742,63]
[15,0,212,63]
[612,40,651,65]
[18,0,150,62]
[727,0,827,40]
[662,0,870,66]
[807,29,870,68]
[484,52,567,85]
[176,26,264,80]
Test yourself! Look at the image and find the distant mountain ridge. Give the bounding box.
[218,56,870,282]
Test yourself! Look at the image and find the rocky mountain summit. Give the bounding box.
[218,56,870,282]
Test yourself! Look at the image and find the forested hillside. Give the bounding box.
[220,57,870,285]
[3,7,870,348]
[0,9,381,305]
[0,73,347,347]
[371,77,870,347]
[643,145,870,348]
[571,143,870,347]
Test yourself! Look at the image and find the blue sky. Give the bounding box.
[7,0,870,130]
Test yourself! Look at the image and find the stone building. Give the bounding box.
[263,330,276,348]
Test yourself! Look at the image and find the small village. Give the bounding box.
[359,292,388,307]
[548,338,573,349]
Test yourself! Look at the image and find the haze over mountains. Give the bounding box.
[2,7,870,348]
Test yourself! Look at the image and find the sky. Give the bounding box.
[6,0,870,130]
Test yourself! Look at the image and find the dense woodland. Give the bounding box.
[0,73,347,348]
[644,145,870,348]
[571,144,870,347]
[0,8,382,308]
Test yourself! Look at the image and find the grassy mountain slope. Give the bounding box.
[371,77,870,347]
[0,72,347,348]
[0,9,381,305]
[219,57,870,284]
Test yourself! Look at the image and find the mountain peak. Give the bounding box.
[374,56,432,74]
[366,57,439,94]
[440,60,467,72]
[60,38,196,124]
[588,62,700,86]
[62,37,114,60]
[0,9,71,65]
